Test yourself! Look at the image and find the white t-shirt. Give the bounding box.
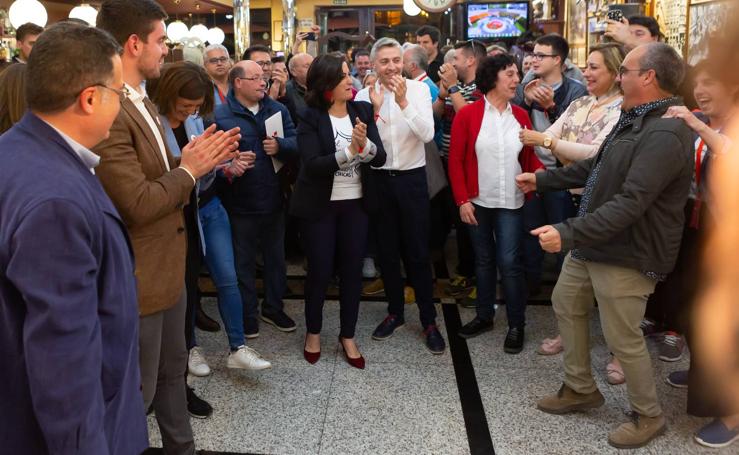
[329,114,362,201]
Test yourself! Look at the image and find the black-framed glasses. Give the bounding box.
[618,66,647,77]
[254,60,273,68]
[207,57,229,65]
[532,53,557,61]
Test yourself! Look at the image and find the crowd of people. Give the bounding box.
[0,0,737,453]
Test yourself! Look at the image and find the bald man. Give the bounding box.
[213,60,299,343]
[285,52,313,123]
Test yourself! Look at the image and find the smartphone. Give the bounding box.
[305,32,317,41]
[607,9,624,22]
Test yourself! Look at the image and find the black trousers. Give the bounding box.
[375,168,437,327]
[303,199,368,338]
[183,191,202,351]
[645,202,701,334]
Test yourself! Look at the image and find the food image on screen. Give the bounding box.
[466,3,528,39]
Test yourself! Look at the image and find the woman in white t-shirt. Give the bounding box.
[290,55,387,369]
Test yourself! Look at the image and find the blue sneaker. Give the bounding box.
[695,419,739,448]
[665,370,688,389]
[424,324,446,355]
[372,314,405,340]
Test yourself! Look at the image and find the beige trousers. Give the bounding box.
[552,254,662,417]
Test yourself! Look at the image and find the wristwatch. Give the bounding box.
[542,136,553,149]
[448,85,461,95]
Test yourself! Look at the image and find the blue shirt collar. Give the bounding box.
[42,120,101,173]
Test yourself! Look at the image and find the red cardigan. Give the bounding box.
[448,99,544,206]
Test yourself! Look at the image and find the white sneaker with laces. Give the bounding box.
[188,346,211,377]
[362,257,378,279]
[227,345,272,370]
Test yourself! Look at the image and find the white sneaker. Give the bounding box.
[227,345,272,370]
[188,346,211,377]
[362,257,378,278]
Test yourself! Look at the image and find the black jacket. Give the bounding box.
[290,101,386,220]
[536,98,694,275]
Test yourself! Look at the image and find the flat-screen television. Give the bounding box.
[465,2,529,40]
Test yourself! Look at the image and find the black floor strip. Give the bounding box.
[434,258,496,455]
[443,305,496,455]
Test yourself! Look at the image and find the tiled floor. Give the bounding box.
[146,254,735,454]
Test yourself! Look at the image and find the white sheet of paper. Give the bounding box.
[265,111,284,173]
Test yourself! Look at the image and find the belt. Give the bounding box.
[373,167,424,177]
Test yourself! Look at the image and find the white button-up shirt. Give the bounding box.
[125,82,170,171]
[355,79,433,171]
[473,98,524,209]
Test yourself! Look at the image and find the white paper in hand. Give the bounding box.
[265,111,284,173]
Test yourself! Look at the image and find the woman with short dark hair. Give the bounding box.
[448,54,543,352]
[291,54,386,368]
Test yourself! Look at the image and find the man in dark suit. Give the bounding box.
[93,1,240,453]
[0,23,147,454]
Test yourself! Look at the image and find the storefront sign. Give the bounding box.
[413,0,457,13]
[332,0,348,4]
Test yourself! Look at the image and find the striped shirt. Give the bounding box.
[440,81,482,157]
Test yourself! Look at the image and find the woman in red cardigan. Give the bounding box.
[448,54,544,353]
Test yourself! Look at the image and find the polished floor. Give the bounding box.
[146,255,733,454]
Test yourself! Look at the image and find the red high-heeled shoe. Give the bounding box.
[304,335,320,364]
[338,336,365,369]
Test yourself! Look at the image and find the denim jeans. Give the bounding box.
[199,197,245,350]
[228,210,286,322]
[522,191,576,283]
[467,205,526,327]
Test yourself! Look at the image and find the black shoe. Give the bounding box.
[186,386,213,419]
[196,307,220,332]
[261,309,297,332]
[504,326,525,354]
[245,317,259,339]
[424,324,446,354]
[372,314,405,340]
[458,317,494,339]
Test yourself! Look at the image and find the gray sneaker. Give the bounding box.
[658,332,685,362]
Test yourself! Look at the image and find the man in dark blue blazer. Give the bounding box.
[0,23,148,454]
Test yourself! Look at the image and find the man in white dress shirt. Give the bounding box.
[355,38,446,354]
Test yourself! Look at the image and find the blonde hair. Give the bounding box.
[0,64,27,134]
[589,42,626,78]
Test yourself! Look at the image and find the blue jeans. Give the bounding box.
[228,210,286,321]
[467,205,526,327]
[199,197,245,350]
[522,191,576,283]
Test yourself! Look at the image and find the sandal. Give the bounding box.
[606,359,626,385]
[537,335,564,355]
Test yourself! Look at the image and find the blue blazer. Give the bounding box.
[160,114,210,253]
[0,113,148,454]
[213,90,298,214]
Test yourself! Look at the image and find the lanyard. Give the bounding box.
[216,85,226,104]
[417,73,428,82]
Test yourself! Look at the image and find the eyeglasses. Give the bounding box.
[618,66,647,77]
[207,57,229,65]
[254,60,273,68]
[532,53,558,61]
[236,76,268,82]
